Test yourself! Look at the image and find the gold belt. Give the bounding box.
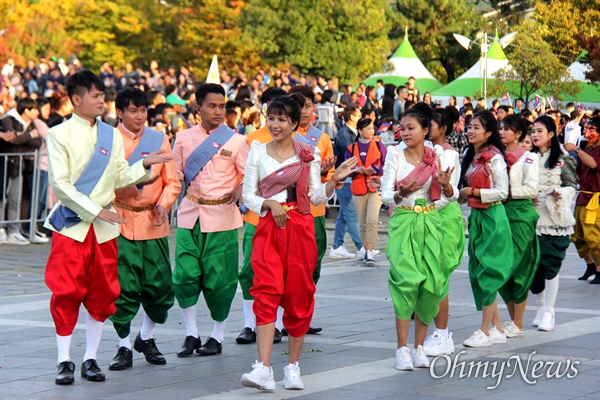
[398,204,436,214]
[282,204,298,212]
[489,201,502,207]
[186,193,231,205]
[114,203,155,212]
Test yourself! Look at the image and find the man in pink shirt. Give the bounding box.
[173,83,249,356]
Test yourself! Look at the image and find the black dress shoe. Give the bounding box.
[134,333,166,365]
[273,328,282,344]
[81,359,105,382]
[197,337,222,356]
[177,335,202,357]
[579,264,596,280]
[307,326,322,334]
[55,360,75,385]
[236,327,256,344]
[281,328,288,336]
[109,346,133,370]
[590,273,600,284]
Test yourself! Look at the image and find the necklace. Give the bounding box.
[271,143,293,162]
[404,150,422,165]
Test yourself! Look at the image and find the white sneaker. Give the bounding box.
[0,228,7,244]
[7,232,30,245]
[364,250,375,267]
[538,308,555,332]
[532,303,545,327]
[241,361,275,392]
[463,330,491,348]
[489,327,507,344]
[503,320,524,338]
[357,247,365,259]
[283,362,304,390]
[329,245,355,259]
[410,345,430,368]
[395,346,414,371]
[423,331,455,356]
[29,231,49,244]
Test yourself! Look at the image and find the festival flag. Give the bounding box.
[377,122,392,134]
[547,95,554,105]
[577,102,583,112]
[534,95,541,110]
[501,92,510,103]
[206,55,220,84]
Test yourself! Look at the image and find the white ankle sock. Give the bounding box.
[181,306,198,337]
[119,335,132,350]
[243,300,256,329]
[83,313,104,362]
[435,328,449,339]
[275,306,284,331]
[545,275,560,310]
[140,314,156,340]
[56,334,72,364]
[211,320,226,343]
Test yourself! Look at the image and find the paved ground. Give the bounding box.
[1,208,599,400]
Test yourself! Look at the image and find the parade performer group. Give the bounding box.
[42,70,597,388]
[44,71,172,384]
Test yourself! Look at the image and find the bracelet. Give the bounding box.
[470,187,474,196]
[331,176,342,184]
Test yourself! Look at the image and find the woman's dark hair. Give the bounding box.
[236,85,251,102]
[401,102,433,130]
[357,117,373,131]
[444,105,460,124]
[266,95,301,130]
[321,90,335,104]
[432,108,453,140]
[36,97,49,111]
[532,115,562,169]
[460,110,505,184]
[50,91,70,112]
[500,114,527,142]
[449,95,457,106]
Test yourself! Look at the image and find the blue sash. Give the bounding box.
[294,124,322,147]
[127,127,165,165]
[48,120,114,231]
[183,124,235,189]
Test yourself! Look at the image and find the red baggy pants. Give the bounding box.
[250,209,317,337]
[45,227,120,336]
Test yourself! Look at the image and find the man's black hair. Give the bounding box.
[195,83,225,105]
[66,70,105,101]
[116,87,150,112]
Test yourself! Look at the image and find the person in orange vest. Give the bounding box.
[346,117,387,266]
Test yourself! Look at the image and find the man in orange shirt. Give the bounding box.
[173,84,250,357]
[108,88,181,371]
[237,88,286,345]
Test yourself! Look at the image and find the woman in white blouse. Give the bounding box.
[458,110,513,348]
[240,95,357,392]
[381,103,456,371]
[422,108,464,357]
[497,115,540,338]
[530,115,577,332]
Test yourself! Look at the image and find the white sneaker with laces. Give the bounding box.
[0,228,7,244]
[410,345,430,368]
[538,308,555,332]
[503,320,524,338]
[532,303,545,327]
[489,326,507,344]
[283,362,304,390]
[423,331,455,356]
[8,232,30,245]
[395,346,414,371]
[463,330,491,348]
[241,361,276,392]
[329,246,355,259]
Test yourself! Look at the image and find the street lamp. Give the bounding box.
[452,31,517,103]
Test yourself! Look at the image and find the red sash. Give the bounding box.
[465,145,502,209]
[440,143,454,151]
[505,146,526,171]
[395,146,441,201]
[258,140,315,215]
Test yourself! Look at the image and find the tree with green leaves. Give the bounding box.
[391,0,485,83]
[240,0,391,82]
[488,20,581,105]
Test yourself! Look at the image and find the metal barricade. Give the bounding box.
[0,150,42,243]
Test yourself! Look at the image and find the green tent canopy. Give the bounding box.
[361,33,443,93]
